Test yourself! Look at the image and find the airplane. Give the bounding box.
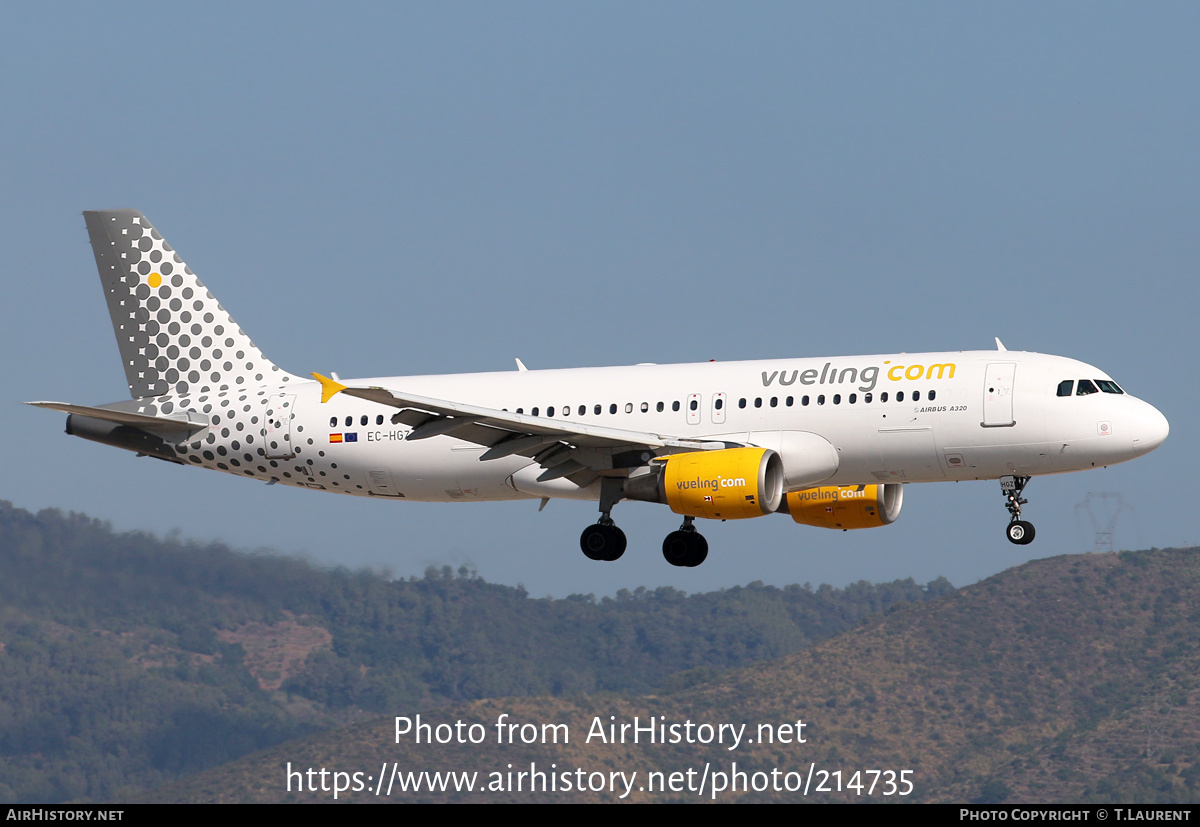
[28,210,1170,567]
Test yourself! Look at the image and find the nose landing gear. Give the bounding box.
[1006,520,1035,544]
[1001,475,1036,545]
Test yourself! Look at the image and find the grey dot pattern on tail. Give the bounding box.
[83,209,293,399]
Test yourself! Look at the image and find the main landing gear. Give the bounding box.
[662,516,708,568]
[579,517,710,566]
[1001,475,1036,545]
[580,520,626,561]
[577,478,711,566]
[580,478,627,562]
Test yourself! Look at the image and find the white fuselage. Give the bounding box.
[166,349,1167,504]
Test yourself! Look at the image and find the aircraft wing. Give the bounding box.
[312,373,737,482]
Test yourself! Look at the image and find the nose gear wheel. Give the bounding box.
[1000,475,1036,545]
[1006,520,1035,545]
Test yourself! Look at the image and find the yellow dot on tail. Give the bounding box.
[148,273,162,288]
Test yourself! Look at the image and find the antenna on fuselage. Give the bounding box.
[995,337,1008,351]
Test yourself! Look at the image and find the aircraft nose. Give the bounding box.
[1131,401,1169,456]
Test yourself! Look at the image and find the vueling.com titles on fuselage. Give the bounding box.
[760,361,957,393]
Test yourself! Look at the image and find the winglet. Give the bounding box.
[312,372,348,403]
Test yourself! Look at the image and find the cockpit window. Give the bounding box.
[1076,379,1099,396]
[1056,380,1074,397]
[1096,379,1124,394]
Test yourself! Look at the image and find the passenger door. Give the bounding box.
[982,363,1016,427]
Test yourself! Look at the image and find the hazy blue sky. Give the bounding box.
[3,3,1196,597]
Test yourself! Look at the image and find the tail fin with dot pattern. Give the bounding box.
[83,209,298,400]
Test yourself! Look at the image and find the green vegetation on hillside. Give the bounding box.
[0,501,950,802]
[147,547,1200,804]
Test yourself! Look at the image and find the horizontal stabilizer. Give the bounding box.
[26,401,208,435]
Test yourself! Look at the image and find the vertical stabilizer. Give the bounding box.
[83,210,297,399]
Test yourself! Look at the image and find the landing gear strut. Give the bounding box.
[1000,475,1036,545]
[662,516,708,567]
[580,478,627,561]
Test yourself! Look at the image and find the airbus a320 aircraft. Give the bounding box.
[29,211,1170,567]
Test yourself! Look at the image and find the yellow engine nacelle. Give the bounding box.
[781,484,904,530]
[659,447,784,520]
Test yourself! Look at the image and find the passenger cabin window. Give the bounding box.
[610,404,617,414]
[376,415,384,425]
[532,407,540,416]
[912,391,920,402]
[738,398,747,409]
[640,402,649,413]
[594,404,601,415]
[579,405,586,416]
[344,416,352,427]
[656,402,664,412]
[714,398,723,410]
[928,390,936,401]
[672,401,681,412]
[625,403,634,413]
[1057,380,1074,397]
[329,417,337,428]
[361,415,368,426]
[688,399,698,411]
[1076,380,1099,396]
